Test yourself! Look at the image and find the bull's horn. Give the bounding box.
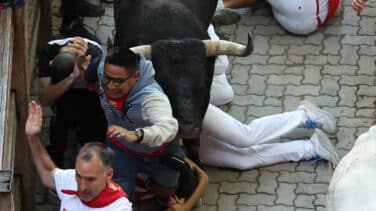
[129,45,152,59]
[203,33,253,57]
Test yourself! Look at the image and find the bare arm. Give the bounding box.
[182,158,209,210]
[39,37,91,105]
[39,76,77,105]
[223,0,261,8]
[25,100,57,189]
[166,157,209,211]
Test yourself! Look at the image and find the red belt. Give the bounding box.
[110,137,168,157]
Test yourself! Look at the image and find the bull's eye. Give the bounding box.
[299,6,301,10]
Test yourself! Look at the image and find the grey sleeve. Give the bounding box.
[139,93,178,147]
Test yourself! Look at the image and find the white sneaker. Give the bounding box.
[310,129,340,167]
[297,100,337,135]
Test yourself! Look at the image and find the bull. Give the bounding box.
[113,0,252,163]
[327,125,376,211]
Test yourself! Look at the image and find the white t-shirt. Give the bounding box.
[54,169,133,211]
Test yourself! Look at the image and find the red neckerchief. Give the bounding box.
[104,92,126,110]
[61,181,127,208]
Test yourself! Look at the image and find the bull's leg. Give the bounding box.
[183,138,202,167]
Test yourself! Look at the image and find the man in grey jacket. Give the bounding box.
[92,47,183,206]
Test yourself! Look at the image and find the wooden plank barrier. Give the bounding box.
[0,0,49,210]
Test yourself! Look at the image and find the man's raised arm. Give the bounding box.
[25,100,57,189]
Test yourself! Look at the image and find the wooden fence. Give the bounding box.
[0,0,51,210]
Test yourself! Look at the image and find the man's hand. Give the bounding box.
[352,0,368,12]
[69,54,92,79]
[25,100,43,137]
[107,125,139,143]
[78,54,92,72]
[61,37,88,57]
[166,195,190,211]
[59,37,91,79]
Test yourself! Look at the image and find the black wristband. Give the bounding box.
[135,128,144,143]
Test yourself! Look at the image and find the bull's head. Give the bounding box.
[131,35,253,138]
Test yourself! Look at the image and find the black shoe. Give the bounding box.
[60,19,101,44]
[101,0,113,3]
[78,0,105,17]
[213,8,241,27]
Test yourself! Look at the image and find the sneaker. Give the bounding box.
[60,19,101,44]
[78,0,105,17]
[297,100,337,135]
[310,129,340,167]
[213,8,241,26]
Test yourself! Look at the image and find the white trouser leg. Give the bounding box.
[210,73,234,105]
[202,104,307,147]
[199,104,313,169]
[199,134,314,170]
[207,24,234,106]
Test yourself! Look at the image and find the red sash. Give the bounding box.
[326,0,340,22]
[316,0,340,26]
[109,136,169,157]
[325,0,339,20]
[61,181,127,208]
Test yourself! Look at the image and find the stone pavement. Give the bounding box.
[34,0,376,210]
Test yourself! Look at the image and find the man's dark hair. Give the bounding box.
[105,47,140,74]
[175,167,200,199]
[77,142,114,169]
[50,51,75,83]
[159,155,200,199]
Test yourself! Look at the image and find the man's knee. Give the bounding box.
[210,74,234,106]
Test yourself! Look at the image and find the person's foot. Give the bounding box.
[60,19,101,44]
[310,129,340,167]
[297,100,337,135]
[212,8,241,27]
[78,0,105,17]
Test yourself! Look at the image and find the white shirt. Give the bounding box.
[54,169,133,211]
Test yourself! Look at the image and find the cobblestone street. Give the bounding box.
[36,0,376,210]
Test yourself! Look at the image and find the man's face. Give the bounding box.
[103,63,140,99]
[75,155,113,202]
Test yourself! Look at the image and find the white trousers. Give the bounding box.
[199,104,316,170]
[207,24,234,106]
[217,0,329,35]
[267,0,328,35]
